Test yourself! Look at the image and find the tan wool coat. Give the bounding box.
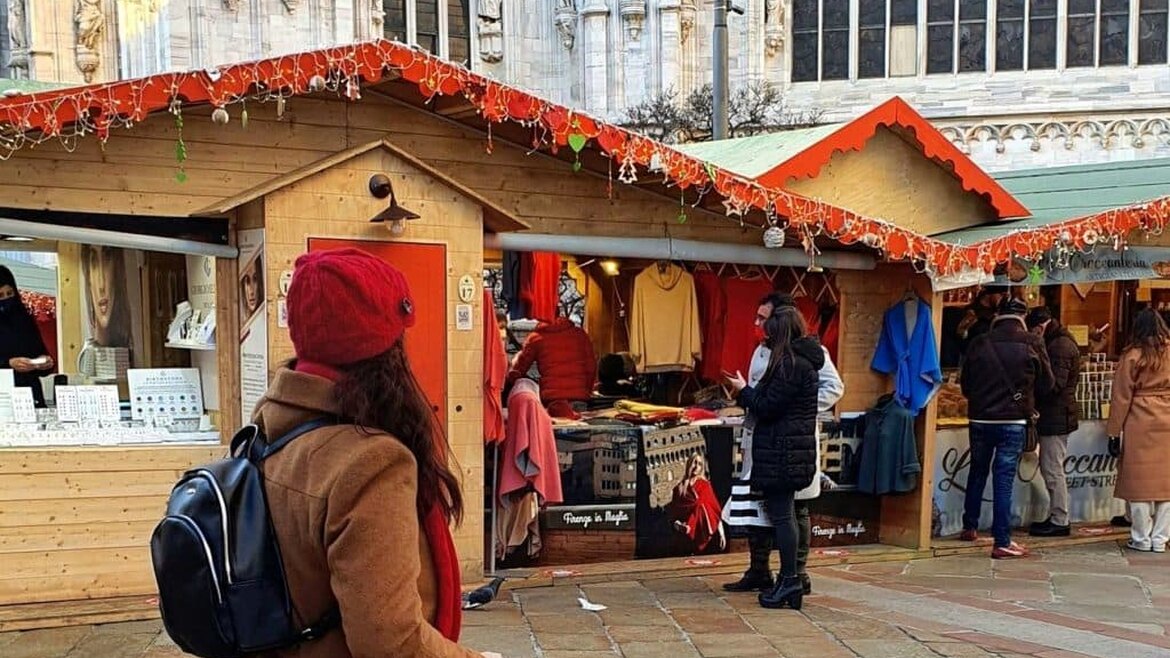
[254,368,480,658]
[1106,348,1170,502]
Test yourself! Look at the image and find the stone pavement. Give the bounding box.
[3,542,1168,658]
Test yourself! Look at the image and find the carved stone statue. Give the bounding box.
[224,0,242,11]
[370,0,383,28]
[477,0,503,63]
[554,1,577,51]
[7,0,29,77]
[765,0,784,57]
[679,0,697,44]
[619,0,645,42]
[75,0,105,82]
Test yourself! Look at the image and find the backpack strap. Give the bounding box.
[299,605,341,642]
[260,417,337,461]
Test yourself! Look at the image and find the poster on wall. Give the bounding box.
[238,229,268,420]
[79,245,141,378]
[635,426,736,560]
[931,425,1124,538]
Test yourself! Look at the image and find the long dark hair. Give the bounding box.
[763,304,808,380]
[1127,308,1170,373]
[331,342,464,525]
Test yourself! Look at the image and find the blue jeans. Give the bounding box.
[963,423,1025,548]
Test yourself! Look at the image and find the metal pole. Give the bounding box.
[712,0,729,141]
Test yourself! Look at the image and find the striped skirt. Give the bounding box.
[722,423,823,531]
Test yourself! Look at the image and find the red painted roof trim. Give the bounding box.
[755,97,1030,220]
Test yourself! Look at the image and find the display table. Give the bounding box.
[931,420,1124,538]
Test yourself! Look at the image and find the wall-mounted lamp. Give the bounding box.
[600,259,621,276]
[368,174,420,235]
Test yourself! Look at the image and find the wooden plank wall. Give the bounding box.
[261,147,487,581]
[836,265,941,551]
[0,446,222,605]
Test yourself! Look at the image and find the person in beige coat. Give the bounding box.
[1107,308,1170,554]
[257,248,498,658]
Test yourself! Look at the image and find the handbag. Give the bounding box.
[981,338,1040,453]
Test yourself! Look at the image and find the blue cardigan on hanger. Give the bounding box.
[871,297,943,416]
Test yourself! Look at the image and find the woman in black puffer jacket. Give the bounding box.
[727,304,822,611]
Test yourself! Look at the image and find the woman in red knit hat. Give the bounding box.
[254,248,497,658]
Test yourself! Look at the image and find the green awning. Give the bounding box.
[937,158,1170,245]
[673,124,843,179]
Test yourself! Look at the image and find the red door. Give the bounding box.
[307,239,448,432]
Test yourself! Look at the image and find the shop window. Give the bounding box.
[859,0,887,79]
[1139,0,1169,65]
[448,0,471,64]
[957,0,988,72]
[927,0,957,74]
[383,0,408,42]
[996,0,1025,70]
[791,0,819,82]
[1100,0,1131,65]
[416,0,439,54]
[1028,0,1058,70]
[822,1,851,80]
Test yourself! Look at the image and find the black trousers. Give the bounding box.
[747,500,811,577]
[764,489,798,579]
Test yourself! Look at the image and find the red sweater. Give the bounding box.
[507,318,597,403]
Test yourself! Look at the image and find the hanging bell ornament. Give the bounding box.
[1060,230,1072,244]
[308,75,327,92]
[240,107,249,129]
[861,233,881,248]
[211,107,230,125]
[763,226,785,249]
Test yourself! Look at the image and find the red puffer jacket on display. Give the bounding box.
[506,318,597,403]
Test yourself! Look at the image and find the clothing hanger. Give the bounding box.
[716,262,728,277]
[656,259,670,274]
[694,261,712,272]
[901,283,919,304]
[742,264,764,280]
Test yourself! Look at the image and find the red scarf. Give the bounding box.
[424,504,463,641]
[295,361,463,641]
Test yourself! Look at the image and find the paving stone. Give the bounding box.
[541,652,620,658]
[768,636,858,658]
[644,578,712,594]
[907,556,994,577]
[1050,574,1149,607]
[528,612,606,633]
[619,640,702,658]
[464,602,527,626]
[3,627,91,658]
[535,632,615,651]
[689,632,781,657]
[670,610,755,634]
[657,592,734,610]
[598,609,675,627]
[990,577,1054,602]
[606,625,688,644]
[461,625,538,658]
[141,648,187,658]
[64,632,155,658]
[843,639,942,657]
[924,642,1001,657]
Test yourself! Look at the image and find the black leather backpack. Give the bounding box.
[150,419,338,658]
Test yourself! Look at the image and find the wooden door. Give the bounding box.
[307,239,448,432]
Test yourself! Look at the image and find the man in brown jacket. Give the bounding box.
[1026,307,1081,537]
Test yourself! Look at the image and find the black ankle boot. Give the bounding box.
[722,570,774,592]
[758,576,803,610]
[800,574,812,595]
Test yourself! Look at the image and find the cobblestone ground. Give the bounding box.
[3,543,1168,658]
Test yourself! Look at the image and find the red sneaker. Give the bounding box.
[992,542,1030,559]
[959,529,978,542]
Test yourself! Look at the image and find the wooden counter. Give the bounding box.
[0,444,222,605]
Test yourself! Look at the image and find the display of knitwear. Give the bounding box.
[717,277,775,381]
[501,251,522,320]
[499,378,564,505]
[629,264,702,373]
[483,289,507,444]
[519,252,560,322]
[694,270,726,382]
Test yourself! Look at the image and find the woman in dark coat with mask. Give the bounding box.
[726,304,821,611]
[0,265,55,406]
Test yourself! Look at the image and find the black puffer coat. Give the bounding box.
[739,336,823,492]
[1036,322,1081,436]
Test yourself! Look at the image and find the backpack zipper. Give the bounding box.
[170,514,224,605]
[192,470,234,585]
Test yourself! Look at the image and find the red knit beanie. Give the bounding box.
[287,248,416,368]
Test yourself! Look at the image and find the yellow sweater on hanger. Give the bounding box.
[629,263,702,373]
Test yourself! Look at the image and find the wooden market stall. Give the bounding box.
[928,158,1170,552]
[2,42,1156,628]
